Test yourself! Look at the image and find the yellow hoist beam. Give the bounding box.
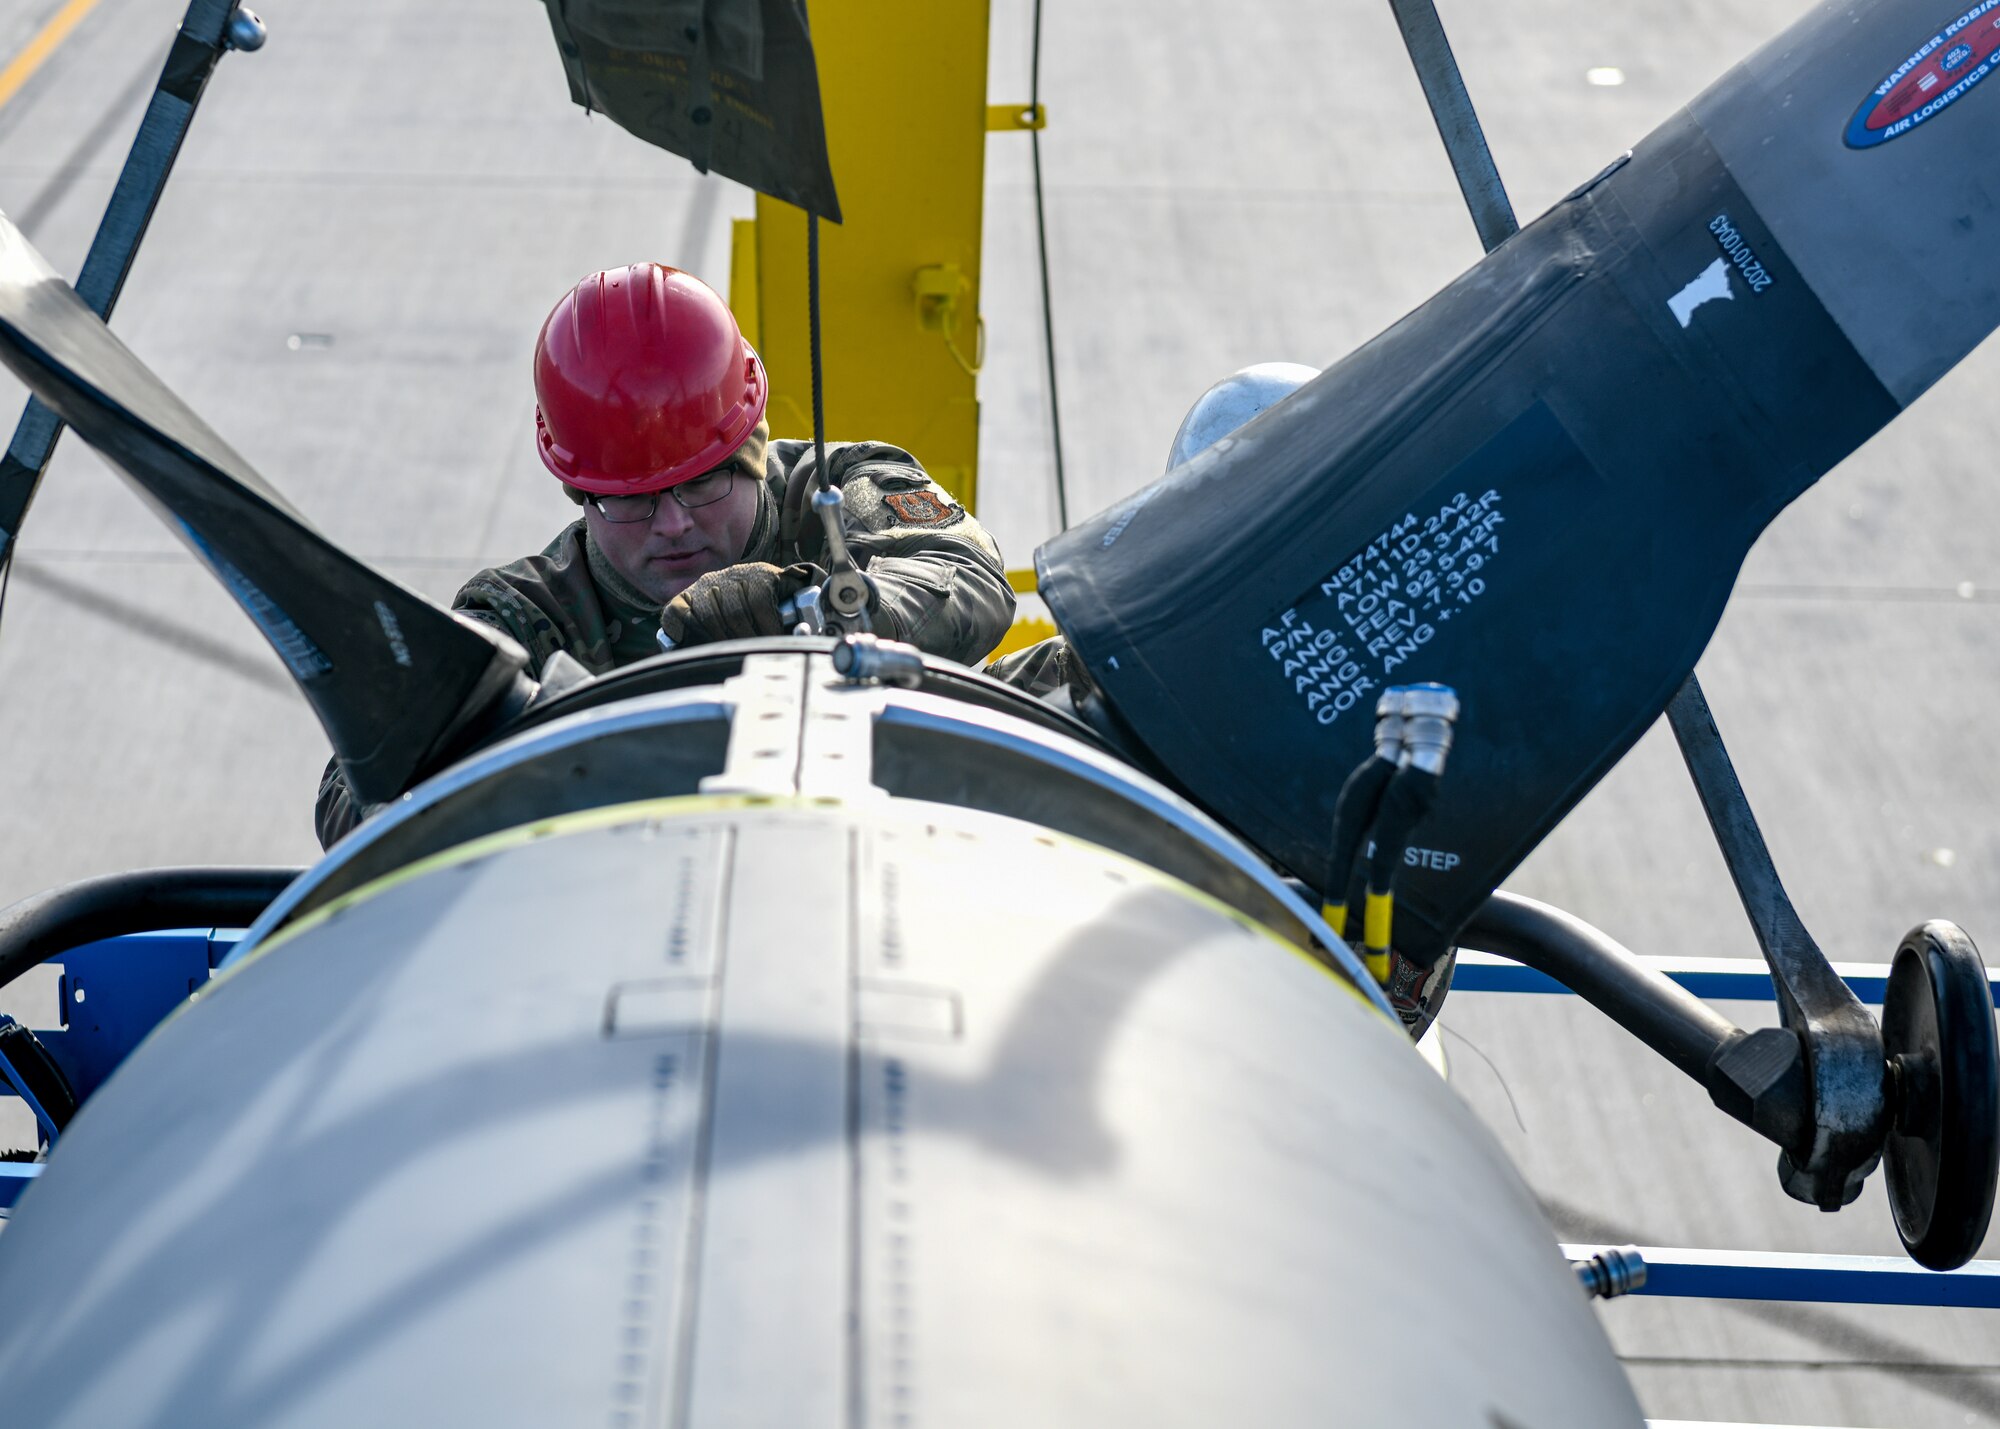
[728,0,1044,522]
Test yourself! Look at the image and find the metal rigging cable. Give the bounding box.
[808,212,829,488]
[1028,0,1070,531]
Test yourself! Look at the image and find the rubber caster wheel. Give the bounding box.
[1882,921,2000,1271]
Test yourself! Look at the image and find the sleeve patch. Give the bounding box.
[884,490,959,526]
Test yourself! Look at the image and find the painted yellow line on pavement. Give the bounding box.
[0,0,104,114]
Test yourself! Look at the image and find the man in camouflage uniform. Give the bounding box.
[316,263,1012,846]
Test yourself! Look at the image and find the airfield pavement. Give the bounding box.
[0,0,1997,1422]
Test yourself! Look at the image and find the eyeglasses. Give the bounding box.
[589,467,737,523]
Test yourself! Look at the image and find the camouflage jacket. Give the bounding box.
[452,438,1011,676]
[315,439,1013,846]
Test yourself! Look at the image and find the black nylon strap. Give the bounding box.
[159,29,222,104]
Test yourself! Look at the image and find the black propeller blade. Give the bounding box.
[539,0,841,222]
[0,209,530,807]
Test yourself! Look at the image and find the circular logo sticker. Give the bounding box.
[1846,0,2000,148]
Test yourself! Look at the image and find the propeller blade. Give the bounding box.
[540,0,841,221]
[0,209,529,806]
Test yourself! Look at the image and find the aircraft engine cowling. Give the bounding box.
[0,648,1643,1426]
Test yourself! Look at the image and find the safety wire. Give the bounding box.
[1028,0,1070,530]
[942,316,985,380]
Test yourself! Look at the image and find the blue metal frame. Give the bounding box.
[44,930,218,1101]
[1465,949,2000,1308]
[0,928,242,1105]
[0,928,235,1210]
[1454,948,1999,1005]
[1561,1243,2000,1309]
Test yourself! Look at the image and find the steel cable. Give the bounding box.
[808,212,829,491]
[1028,0,1069,530]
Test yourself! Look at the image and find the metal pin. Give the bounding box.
[1572,1245,1648,1300]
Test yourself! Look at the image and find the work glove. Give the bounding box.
[660,562,820,646]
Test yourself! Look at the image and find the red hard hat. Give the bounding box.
[533,263,768,495]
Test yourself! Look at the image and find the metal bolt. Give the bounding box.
[226,8,267,51]
[832,634,924,689]
[1397,682,1459,775]
[1572,1245,1647,1299]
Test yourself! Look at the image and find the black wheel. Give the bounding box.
[1882,921,2000,1271]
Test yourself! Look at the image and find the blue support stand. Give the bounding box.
[1463,947,2000,1311]
[1454,949,2000,1006]
[1562,1243,2000,1310]
[0,928,242,1106]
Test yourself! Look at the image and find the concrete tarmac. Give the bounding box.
[0,0,1996,1422]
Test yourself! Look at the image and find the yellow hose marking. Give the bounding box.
[1363,889,1395,953]
[0,0,104,115]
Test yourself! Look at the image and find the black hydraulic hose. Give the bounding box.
[1324,689,1411,940]
[1323,753,1397,936]
[1358,764,1445,975]
[0,866,301,992]
[1459,891,1739,1085]
[1365,766,1440,894]
[1343,684,1456,974]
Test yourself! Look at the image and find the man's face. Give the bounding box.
[583,469,760,605]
